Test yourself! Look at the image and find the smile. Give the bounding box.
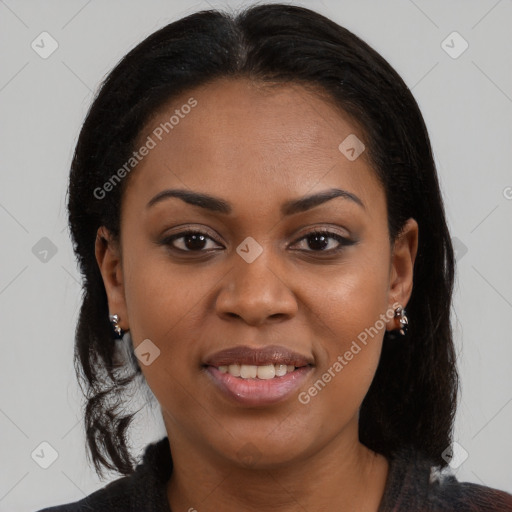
[202,344,314,406]
[217,363,297,379]
[205,365,313,407]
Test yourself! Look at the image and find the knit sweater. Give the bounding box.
[36,437,512,511]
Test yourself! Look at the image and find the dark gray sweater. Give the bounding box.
[36,437,512,511]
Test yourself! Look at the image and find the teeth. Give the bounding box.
[217,364,297,379]
[240,364,257,378]
[275,364,287,377]
[228,364,241,377]
[257,364,275,380]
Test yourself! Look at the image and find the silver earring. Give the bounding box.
[394,306,408,336]
[109,314,123,337]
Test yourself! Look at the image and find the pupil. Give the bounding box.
[186,234,206,250]
[309,234,328,251]
[182,234,331,251]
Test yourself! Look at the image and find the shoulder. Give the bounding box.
[380,445,512,511]
[34,437,173,512]
[35,473,135,512]
[428,469,512,511]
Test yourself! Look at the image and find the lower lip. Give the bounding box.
[205,365,313,407]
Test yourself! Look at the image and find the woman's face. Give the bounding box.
[97,78,417,468]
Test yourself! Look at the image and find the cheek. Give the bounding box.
[123,241,208,337]
[303,256,390,405]
[120,249,193,369]
[121,259,206,416]
[314,252,390,343]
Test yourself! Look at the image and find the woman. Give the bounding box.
[36,3,512,511]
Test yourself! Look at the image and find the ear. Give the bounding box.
[386,217,418,331]
[95,226,129,331]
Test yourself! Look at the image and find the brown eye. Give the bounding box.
[162,231,223,252]
[292,231,355,253]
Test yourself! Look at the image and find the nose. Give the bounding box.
[214,248,298,326]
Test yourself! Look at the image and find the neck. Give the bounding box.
[165,421,389,512]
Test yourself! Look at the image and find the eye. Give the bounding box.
[161,230,223,253]
[291,230,354,253]
[160,228,355,255]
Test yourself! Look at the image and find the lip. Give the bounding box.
[204,365,313,407]
[203,345,314,407]
[203,344,313,367]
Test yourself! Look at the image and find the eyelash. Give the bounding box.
[160,229,354,255]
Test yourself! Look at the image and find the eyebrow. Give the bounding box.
[146,187,365,215]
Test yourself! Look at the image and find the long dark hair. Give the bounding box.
[67,3,457,478]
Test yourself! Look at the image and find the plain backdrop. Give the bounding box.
[1,0,511,510]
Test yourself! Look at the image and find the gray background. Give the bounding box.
[1,0,511,510]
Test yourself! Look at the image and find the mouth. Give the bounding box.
[215,363,300,379]
[202,345,314,406]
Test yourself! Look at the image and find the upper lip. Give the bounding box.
[203,345,313,367]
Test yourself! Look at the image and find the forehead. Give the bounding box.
[125,78,383,215]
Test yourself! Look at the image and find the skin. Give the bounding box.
[96,78,418,512]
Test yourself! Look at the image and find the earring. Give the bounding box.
[109,314,123,337]
[394,306,408,336]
